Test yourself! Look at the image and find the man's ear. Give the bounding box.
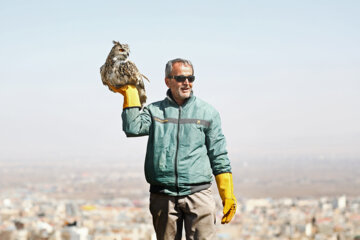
[165,77,170,88]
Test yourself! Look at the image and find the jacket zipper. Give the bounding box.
[174,106,182,195]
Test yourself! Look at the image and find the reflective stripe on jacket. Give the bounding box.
[122,91,231,196]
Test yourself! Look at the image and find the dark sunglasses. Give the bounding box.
[169,75,195,83]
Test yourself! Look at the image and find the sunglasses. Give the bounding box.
[169,75,195,83]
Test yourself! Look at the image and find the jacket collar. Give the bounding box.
[166,89,195,108]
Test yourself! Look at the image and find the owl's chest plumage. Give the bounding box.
[102,59,141,86]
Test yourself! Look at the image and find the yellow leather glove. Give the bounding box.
[109,85,141,109]
[215,172,237,224]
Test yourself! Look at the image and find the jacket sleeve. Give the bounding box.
[121,107,152,137]
[205,110,232,176]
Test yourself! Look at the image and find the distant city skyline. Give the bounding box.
[0,1,359,162]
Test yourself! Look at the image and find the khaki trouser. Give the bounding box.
[149,188,216,240]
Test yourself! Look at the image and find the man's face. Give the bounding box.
[165,62,193,105]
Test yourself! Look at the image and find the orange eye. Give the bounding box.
[119,49,125,52]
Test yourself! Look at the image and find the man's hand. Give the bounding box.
[109,85,128,96]
[109,85,141,109]
[215,172,237,224]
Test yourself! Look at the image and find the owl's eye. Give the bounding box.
[119,49,125,52]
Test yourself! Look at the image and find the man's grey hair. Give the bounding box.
[165,58,194,78]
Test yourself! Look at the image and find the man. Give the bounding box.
[112,58,237,239]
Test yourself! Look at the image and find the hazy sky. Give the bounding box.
[0,0,359,163]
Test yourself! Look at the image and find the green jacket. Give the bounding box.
[122,91,231,196]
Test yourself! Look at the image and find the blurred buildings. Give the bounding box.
[1,159,359,239]
[1,191,360,240]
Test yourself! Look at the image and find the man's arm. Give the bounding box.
[122,107,151,137]
[205,110,237,224]
[205,111,231,174]
[111,85,152,137]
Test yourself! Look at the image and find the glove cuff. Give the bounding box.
[122,85,141,109]
[215,172,234,201]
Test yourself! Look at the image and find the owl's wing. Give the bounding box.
[120,61,142,85]
[124,61,149,108]
[141,74,150,82]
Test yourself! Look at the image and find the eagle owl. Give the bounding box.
[100,41,148,107]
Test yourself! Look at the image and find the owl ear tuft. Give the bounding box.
[113,40,119,45]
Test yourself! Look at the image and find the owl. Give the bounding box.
[100,41,149,107]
